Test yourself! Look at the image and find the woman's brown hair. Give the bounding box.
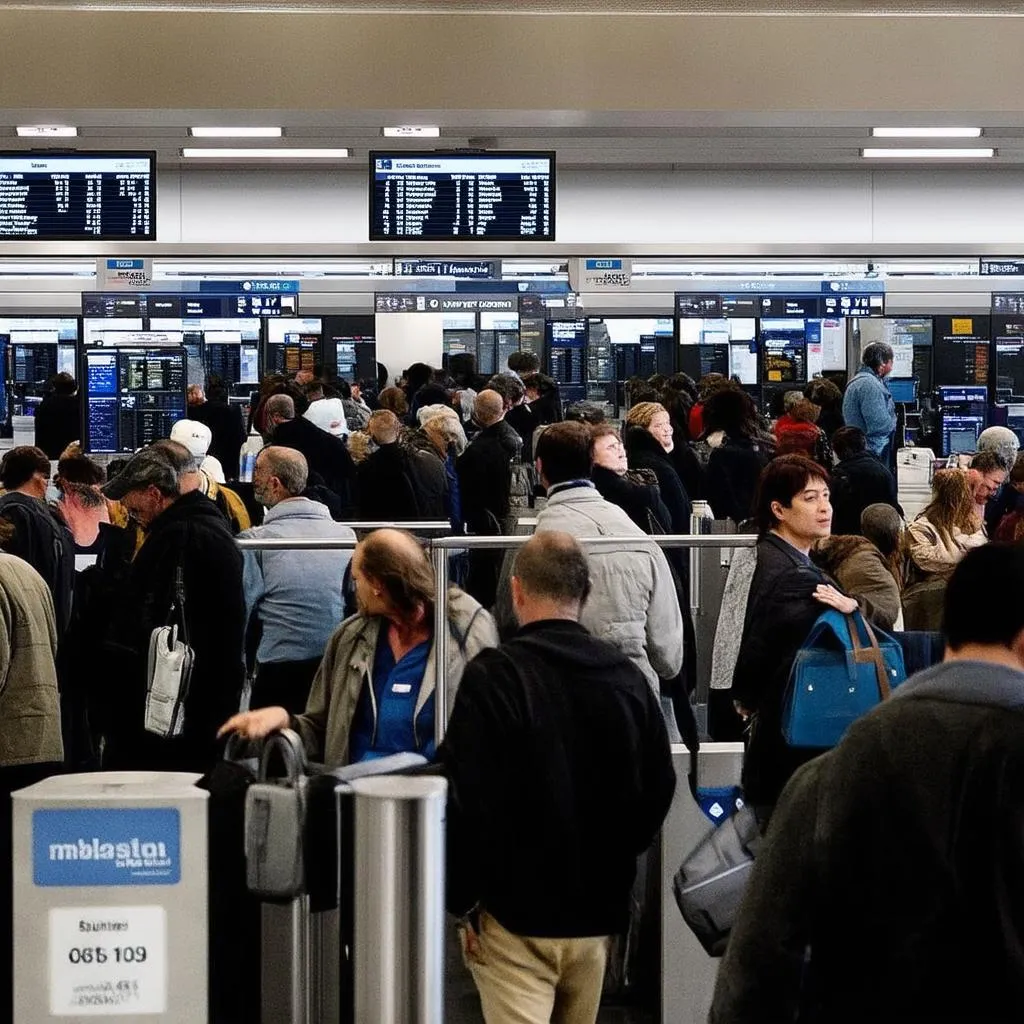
[358,530,436,621]
[625,401,666,431]
[922,469,980,545]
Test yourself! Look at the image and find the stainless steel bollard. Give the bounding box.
[351,775,448,1024]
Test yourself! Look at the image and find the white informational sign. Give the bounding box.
[95,258,153,291]
[568,258,632,291]
[49,905,167,1016]
[892,342,915,379]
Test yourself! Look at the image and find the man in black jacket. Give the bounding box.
[189,379,246,481]
[0,446,74,637]
[101,444,245,773]
[34,372,81,460]
[357,409,448,522]
[457,389,522,535]
[440,531,675,1023]
[713,543,1024,1024]
[266,393,356,513]
[829,425,899,536]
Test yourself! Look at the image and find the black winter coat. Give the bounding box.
[102,492,246,773]
[624,427,692,534]
[272,416,356,513]
[829,450,899,536]
[0,493,75,637]
[191,400,246,482]
[731,533,829,808]
[457,420,522,534]
[34,393,81,460]
[439,619,675,938]
[713,661,1024,1024]
[357,442,448,522]
[591,466,671,535]
[705,436,770,524]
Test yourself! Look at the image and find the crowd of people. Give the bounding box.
[2,340,1024,1022]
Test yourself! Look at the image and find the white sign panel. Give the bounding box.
[96,258,153,291]
[49,905,167,1015]
[569,258,633,292]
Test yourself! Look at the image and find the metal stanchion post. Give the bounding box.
[432,544,450,750]
[351,776,448,1024]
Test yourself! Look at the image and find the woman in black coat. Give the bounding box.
[590,424,671,533]
[703,387,772,524]
[624,402,692,534]
[731,455,856,817]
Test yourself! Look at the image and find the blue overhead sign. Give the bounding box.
[584,259,624,271]
[106,259,147,271]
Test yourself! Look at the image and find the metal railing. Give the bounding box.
[234,527,759,749]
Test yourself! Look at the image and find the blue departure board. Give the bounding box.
[0,153,155,240]
[370,152,554,241]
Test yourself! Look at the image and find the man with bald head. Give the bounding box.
[440,531,675,1023]
[239,446,356,711]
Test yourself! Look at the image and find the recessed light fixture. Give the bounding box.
[382,126,440,138]
[871,127,982,138]
[189,127,283,138]
[16,125,77,138]
[861,148,995,159]
[182,148,349,159]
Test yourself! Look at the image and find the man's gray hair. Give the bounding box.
[862,342,894,372]
[259,446,308,496]
[265,393,296,421]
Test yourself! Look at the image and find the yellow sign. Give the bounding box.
[952,318,974,335]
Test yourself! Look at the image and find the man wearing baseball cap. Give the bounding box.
[170,420,251,535]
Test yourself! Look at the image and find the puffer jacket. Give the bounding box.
[292,588,498,767]
[0,553,63,766]
[496,484,683,694]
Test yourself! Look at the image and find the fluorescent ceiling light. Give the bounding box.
[16,125,77,137]
[871,127,982,138]
[182,148,349,159]
[382,125,440,138]
[189,127,282,138]
[861,148,995,159]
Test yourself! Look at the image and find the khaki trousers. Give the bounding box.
[460,911,610,1024]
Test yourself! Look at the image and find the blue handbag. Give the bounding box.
[782,610,906,749]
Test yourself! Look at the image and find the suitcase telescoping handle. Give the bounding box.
[258,728,307,787]
[845,612,892,701]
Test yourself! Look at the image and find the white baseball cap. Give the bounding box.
[303,397,349,437]
[170,419,213,458]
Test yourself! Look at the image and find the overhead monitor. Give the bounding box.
[933,316,990,388]
[545,319,586,402]
[994,316,1024,401]
[370,151,555,241]
[760,318,808,384]
[83,347,187,453]
[938,384,988,456]
[0,152,155,240]
[204,332,260,387]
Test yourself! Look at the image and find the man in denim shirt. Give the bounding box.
[842,342,898,466]
[241,446,355,712]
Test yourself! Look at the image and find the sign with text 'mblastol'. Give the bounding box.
[33,808,181,887]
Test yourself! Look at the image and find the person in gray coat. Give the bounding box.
[496,421,683,701]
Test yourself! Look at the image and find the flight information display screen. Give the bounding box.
[0,152,155,240]
[546,319,586,401]
[370,152,554,241]
[760,319,807,384]
[84,347,187,453]
[994,316,1024,401]
[939,384,988,455]
[933,316,990,387]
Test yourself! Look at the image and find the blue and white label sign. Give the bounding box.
[96,257,152,291]
[33,808,181,887]
[568,257,632,292]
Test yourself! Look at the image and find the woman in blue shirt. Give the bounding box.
[220,528,498,766]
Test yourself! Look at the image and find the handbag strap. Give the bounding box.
[846,612,891,701]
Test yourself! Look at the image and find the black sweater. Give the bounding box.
[439,619,676,937]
